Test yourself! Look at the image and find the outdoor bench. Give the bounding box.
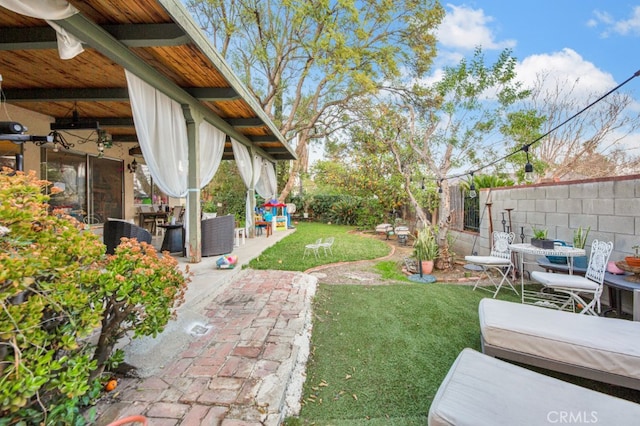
[375,223,394,239]
[428,348,640,425]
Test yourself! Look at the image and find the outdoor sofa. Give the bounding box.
[428,348,640,425]
[479,298,640,390]
[201,214,235,257]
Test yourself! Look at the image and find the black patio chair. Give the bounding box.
[103,220,152,255]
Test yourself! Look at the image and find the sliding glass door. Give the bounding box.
[43,149,123,224]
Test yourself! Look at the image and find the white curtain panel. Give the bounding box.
[255,160,277,200]
[264,161,277,199]
[125,70,189,198]
[126,70,192,250]
[231,138,257,232]
[0,0,84,59]
[198,121,226,187]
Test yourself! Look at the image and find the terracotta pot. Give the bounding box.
[625,256,640,267]
[420,260,434,275]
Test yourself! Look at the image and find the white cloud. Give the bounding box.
[515,48,617,98]
[589,6,640,37]
[437,4,516,51]
[614,6,640,35]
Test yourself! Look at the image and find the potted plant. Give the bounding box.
[531,227,554,249]
[626,245,640,267]
[301,193,313,219]
[413,227,439,274]
[201,200,219,219]
[572,226,590,268]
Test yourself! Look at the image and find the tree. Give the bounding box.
[201,161,247,221]
[342,49,530,269]
[506,73,640,181]
[185,0,445,200]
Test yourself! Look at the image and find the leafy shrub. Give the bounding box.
[0,169,104,423]
[310,194,386,227]
[0,169,190,423]
[328,198,359,225]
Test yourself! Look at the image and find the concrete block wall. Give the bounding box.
[451,174,640,263]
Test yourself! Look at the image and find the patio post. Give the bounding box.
[183,105,202,262]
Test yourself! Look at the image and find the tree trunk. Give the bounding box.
[90,300,131,381]
[435,184,454,271]
[279,133,309,202]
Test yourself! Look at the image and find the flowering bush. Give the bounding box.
[91,238,189,378]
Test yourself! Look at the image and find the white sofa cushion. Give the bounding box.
[428,348,640,426]
[531,270,600,290]
[479,298,640,380]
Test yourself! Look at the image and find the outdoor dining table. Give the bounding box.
[509,243,585,306]
[138,210,168,234]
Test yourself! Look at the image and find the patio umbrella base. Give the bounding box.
[464,264,483,271]
[409,274,436,283]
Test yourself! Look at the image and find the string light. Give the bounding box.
[523,144,534,182]
[469,171,477,199]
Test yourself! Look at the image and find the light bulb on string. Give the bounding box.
[469,172,477,199]
[523,145,534,182]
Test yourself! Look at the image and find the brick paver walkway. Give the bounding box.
[94,269,316,426]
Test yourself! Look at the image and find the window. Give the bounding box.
[0,141,20,170]
[132,163,168,207]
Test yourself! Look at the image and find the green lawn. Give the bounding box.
[248,222,390,271]
[295,284,520,425]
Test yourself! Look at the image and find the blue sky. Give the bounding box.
[434,2,640,96]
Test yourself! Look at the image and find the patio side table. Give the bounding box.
[234,227,246,247]
[159,223,184,255]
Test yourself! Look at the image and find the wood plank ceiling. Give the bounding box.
[0,0,296,161]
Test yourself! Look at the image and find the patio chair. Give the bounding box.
[531,239,613,315]
[137,205,157,234]
[319,236,334,256]
[464,231,517,298]
[303,238,322,259]
[395,225,410,245]
[103,219,152,255]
